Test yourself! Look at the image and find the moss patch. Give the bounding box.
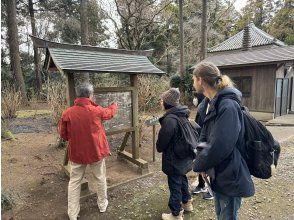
[1,130,15,141]
[16,110,51,119]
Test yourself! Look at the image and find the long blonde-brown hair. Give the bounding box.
[193,62,234,90]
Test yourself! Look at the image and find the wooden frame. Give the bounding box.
[30,36,165,201]
[63,72,148,175]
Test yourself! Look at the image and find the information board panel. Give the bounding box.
[94,91,132,132]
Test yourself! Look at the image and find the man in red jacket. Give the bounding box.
[58,83,117,220]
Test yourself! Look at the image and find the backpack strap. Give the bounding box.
[166,114,185,130]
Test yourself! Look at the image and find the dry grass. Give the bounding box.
[1,85,22,119]
[137,75,169,141]
[47,81,67,125]
[138,75,169,112]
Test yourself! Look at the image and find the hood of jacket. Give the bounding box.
[159,105,190,123]
[215,87,242,103]
[197,87,242,121]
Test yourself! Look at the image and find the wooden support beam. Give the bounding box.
[63,147,69,166]
[130,74,140,159]
[94,87,135,93]
[63,164,70,176]
[119,132,131,151]
[106,127,134,136]
[65,72,76,106]
[117,150,148,171]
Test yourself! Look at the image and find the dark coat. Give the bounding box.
[193,87,255,198]
[195,98,206,133]
[156,106,194,176]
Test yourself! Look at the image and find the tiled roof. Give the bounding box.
[208,23,285,53]
[30,36,165,74]
[193,46,294,68]
[47,47,165,74]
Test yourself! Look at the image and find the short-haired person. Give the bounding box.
[58,83,117,220]
[192,62,255,220]
[156,88,194,220]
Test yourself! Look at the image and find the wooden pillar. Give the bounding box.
[153,125,156,162]
[63,71,76,173]
[65,71,76,106]
[130,74,140,159]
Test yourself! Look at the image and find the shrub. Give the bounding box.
[138,75,170,112]
[170,75,182,88]
[137,75,169,141]
[1,85,22,119]
[46,81,67,125]
[169,73,194,105]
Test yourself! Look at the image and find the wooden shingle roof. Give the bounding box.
[192,46,294,68]
[208,22,285,53]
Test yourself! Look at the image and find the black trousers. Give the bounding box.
[167,175,191,216]
[197,174,205,188]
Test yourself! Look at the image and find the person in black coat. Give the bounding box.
[192,62,255,220]
[192,92,214,200]
[156,88,194,220]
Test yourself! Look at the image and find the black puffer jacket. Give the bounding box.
[156,106,194,176]
[193,87,255,198]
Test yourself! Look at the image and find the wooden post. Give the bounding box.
[63,72,75,170]
[130,74,140,159]
[65,72,76,106]
[153,125,156,162]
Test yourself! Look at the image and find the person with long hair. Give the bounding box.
[192,62,255,220]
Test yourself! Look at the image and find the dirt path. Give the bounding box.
[2,111,294,220]
[67,136,294,220]
[3,136,293,220]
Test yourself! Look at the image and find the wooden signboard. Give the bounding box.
[93,91,132,134]
[145,116,160,126]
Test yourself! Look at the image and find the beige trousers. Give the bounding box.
[68,159,107,220]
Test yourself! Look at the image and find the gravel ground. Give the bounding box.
[2,117,294,220]
[63,136,294,220]
[8,117,53,134]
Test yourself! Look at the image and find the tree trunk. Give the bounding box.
[200,0,208,60]
[76,0,90,85]
[179,0,185,95]
[179,0,184,78]
[5,0,28,103]
[80,0,89,45]
[29,0,42,95]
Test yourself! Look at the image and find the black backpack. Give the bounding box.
[240,107,281,179]
[220,98,281,179]
[167,114,199,159]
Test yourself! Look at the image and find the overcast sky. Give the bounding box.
[234,0,248,11]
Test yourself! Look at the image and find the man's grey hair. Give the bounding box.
[75,83,94,98]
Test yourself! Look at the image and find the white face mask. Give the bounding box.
[193,98,198,107]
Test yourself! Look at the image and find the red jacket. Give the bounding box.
[58,97,117,164]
